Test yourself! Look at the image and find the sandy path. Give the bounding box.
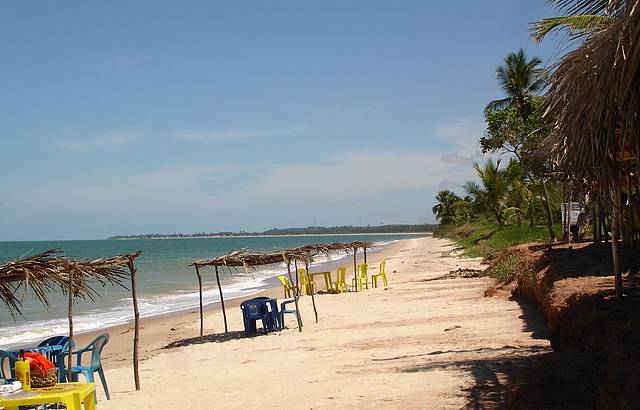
[100,237,551,409]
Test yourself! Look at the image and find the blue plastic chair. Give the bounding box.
[279,299,299,329]
[240,298,279,336]
[0,350,19,381]
[62,333,110,401]
[38,335,73,382]
[251,297,281,330]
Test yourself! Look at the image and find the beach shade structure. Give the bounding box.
[0,249,144,391]
[191,249,312,335]
[543,0,640,298]
[190,241,373,335]
[342,241,373,293]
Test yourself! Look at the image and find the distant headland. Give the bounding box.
[108,224,436,240]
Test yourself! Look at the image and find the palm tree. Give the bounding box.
[464,159,517,226]
[531,0,625,43]
[432,190,461,225]
[486,50,557,241]
[486,50,549,119]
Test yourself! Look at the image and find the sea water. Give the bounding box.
[0,233,428,348]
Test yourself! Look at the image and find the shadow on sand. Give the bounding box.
[163,330,263,349]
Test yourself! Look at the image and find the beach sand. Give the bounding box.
[88,236,551,409]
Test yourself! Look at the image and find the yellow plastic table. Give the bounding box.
[309,271,333,291]
[0,382,95,410]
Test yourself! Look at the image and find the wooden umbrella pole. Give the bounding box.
[305,262,318,323]
[67,264,74,382]
[286,261,303,332]
[127,260,141,391]
[214,265,228,333]
[611,182,623,299]
[352,250,358,292]
[363,247,367,264]
[195,265,204,338]
[294,260,300,297]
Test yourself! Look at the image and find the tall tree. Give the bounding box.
[464,159,519,226]
[485,50,557,241]
[432,190,462,225]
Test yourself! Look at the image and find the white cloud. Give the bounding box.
[55,132,138,153]
[175,126,303,142]
[439,152,482,166]
[435,118,485,155]
[239,150,474,203]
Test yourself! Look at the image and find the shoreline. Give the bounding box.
[0,238,399,350]
[110,232,433,240]
[98,235,551,408]
[10,239,399,366]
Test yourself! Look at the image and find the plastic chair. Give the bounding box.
[371,260,389,288]
[38,335,73,382]
[250,297,281,330]
[332,267,347,293]
[351,263,369,291]
[277,275,294,298]
[0,350,19,381]
[63,333,110,401]
[297,268,316,295]
[279,299,299,329]
[240,298,278,335]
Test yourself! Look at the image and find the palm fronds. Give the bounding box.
[543,0,640,189]
[532,15,612,42]
[0,250,141,314]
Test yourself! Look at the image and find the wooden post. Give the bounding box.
[127,260,141,391]
[542,178,557,242]
[363,247,367,264]
[67,264,74,382]
[214,265,228,333]
[611,183,623,299]
[285,260,303,331]
[305,262,319,324]
[294,260,300,297]
[593,198,601,243]
[562,183,569,243]
[195,265,204,338]
[352,250,358,292]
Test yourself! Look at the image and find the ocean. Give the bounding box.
[0,233,428,348]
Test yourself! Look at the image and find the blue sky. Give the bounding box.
[1,1,563,240]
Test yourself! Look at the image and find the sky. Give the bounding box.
[0,1,565,241]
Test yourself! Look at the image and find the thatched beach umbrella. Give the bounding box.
[192,250,308,335]
[0,250,143,390]
[543,0,640,298]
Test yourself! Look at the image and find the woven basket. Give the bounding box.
[31,368,57,388]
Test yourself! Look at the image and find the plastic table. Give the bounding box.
[309,271,333,291]
[0,382,95,410]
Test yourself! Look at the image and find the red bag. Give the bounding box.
[23,352,55,375]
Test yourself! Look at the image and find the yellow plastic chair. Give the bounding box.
[351,263,369,291]
[297,268,317,295]
[371,260,389,288]
[277,275,294,298]
[332,266,347,293]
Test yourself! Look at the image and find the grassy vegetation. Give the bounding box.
[436,218,561,258]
